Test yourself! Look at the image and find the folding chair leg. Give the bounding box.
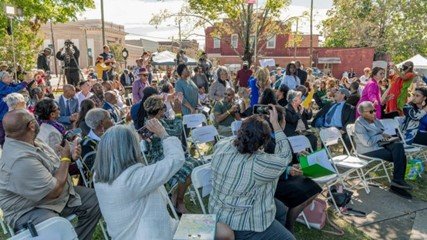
[7,223,14,236]
[194,187,207,214]
[299,212,311,229]
[99,220,109,240]
[327,186,342,215]
[357,169,370,194]
[0,219,7,235]
[382,161,391,183]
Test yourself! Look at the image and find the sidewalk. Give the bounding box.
[343,185,427,240]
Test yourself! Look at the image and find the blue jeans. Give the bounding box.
[234,199,295,240]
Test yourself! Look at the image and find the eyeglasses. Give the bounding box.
[365,109,376,114]
[226,93,234,96]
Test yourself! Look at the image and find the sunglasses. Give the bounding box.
[365,109,376,114]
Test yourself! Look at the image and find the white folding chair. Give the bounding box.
[394,116,427,159]
[231,120,242,136]
[190,125,220,162]
[10,217,78,240]
[0,208,11,235]
[319,127,370,194]
[182,113,208,143]
[346,124,391,183]
[287,135,341,216]
[379,118,424,159]
[190,162,212,214]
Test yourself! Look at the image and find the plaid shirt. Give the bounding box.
[208,131,291,231]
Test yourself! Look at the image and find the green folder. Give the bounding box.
[299,149,336,178]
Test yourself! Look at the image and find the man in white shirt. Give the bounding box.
[76,80,93,109]
[359,67,371,86]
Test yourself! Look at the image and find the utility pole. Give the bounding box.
[178,19,182,49]
[309,0,314,67]
[244,3,252,65]
[83,27,89,67]
[101,0,106,45]
[50,20,58,75]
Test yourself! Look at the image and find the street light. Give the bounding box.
[4,5,22,81]
[121,48,129,69]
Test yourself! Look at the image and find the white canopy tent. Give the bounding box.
[151,50,197,66]
[397,54,427,76]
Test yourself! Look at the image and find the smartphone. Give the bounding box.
[137,126,154,139]
[61,128,82,146]
[253,104,272,115]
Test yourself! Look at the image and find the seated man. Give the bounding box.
[81,108,114,171]
[354,101,412,191]
[312,88,355,149]
[0,110,101,240]
[102,91,122,123]
[58,84,79,128]
[213,88,241,137]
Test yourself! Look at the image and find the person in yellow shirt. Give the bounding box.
[95,55,111,81]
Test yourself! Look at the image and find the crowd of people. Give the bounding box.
[0,47,426,240]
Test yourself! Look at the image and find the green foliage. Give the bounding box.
[322,0,427,62]
[0,0,94,70]
[151,0,292,65]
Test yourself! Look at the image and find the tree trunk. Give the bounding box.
[243,4,253,66]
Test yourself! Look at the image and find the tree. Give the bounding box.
[150,0,292,66]
[322,0,427,62]
[0,0,94,70]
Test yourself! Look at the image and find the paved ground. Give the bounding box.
[343,185,427,240]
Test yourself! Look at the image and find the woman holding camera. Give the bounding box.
[142,95,208,214]
[209,106,295,240]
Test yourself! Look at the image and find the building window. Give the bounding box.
[231,34,238,49]
[267,35,276,49]
[213,37,221,49]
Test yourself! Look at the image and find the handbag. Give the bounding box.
[405,158,425,180]
[328,185,353,207]
[297,198,344,235]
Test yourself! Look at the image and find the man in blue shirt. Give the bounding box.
[312,88,356,150]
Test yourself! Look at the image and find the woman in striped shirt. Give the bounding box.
[209,106,295,240]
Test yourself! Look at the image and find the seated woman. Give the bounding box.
[3,93,27,111]
[354,101,412,190]
[34,98,66,152]
[75,99,95,137]
[94,123,184,239]
[276,84,289,107]
[402,87,427,145]
[284,90,317,150]
[143,95,209,214]
[209,107,295,240]
[131,86,159,130]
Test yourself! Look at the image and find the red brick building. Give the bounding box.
[205,25,375,77]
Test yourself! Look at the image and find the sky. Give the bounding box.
[78,0,334,48]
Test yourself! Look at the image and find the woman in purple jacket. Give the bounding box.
[356,67,392,119]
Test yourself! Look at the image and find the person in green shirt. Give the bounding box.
[214,88,241,137]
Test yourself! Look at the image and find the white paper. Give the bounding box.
[259,58,276,68]
[306,149,336,173]
[191,126,217,143]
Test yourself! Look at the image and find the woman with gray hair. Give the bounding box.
[3,92,26,111]
[209,66,232,101]
[353,101,412,194]
[93,121,186,239]
[284,90,316,149]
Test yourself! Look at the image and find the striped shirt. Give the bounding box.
[208,131,291,232]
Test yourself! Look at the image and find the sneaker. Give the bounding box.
[391,180,413,190]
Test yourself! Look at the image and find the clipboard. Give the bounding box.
[299,149,336,178]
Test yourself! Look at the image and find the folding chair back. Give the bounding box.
[231,120,242,136]
[191,125,219,144]
[182,114,207,129]
[191,163,212,214]
[287,135,313,153]
[10,217,78,240]
[319,127,350,153]
[346,124,357,153]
